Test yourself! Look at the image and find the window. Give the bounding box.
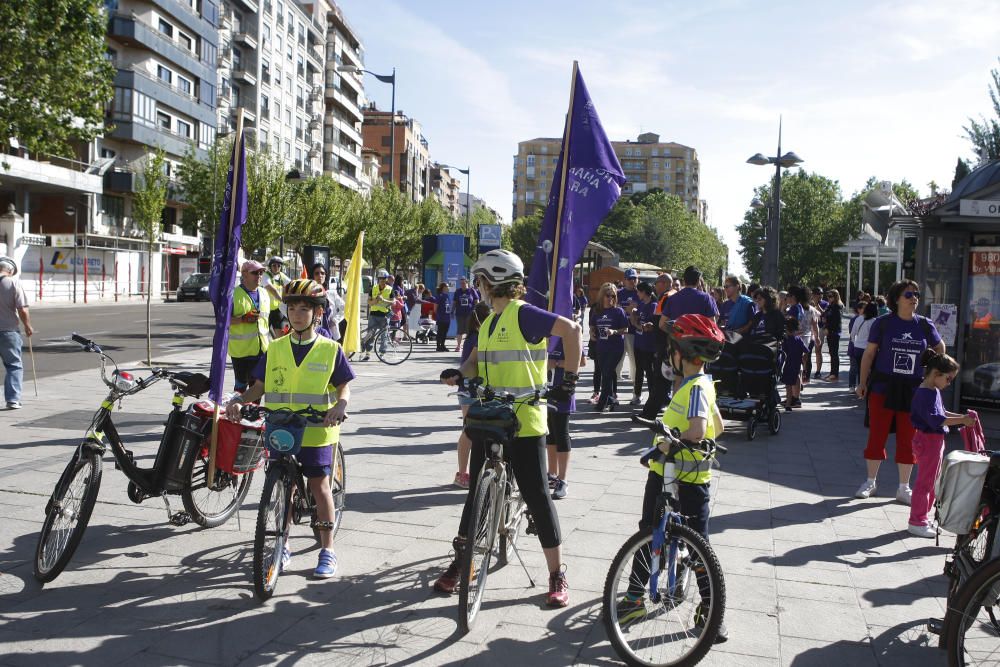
[105,48,117,63]
[635,149,642,157]
[263,24,271,43]
[101,195,125,225]
[526,155,535,166]
[273,134,280,153]
[296,147,302,164]
[100,148,116,159]
[287,43,293,61]
[232,46,242,68]
[157,111,171,130]
[261,59,270,84]
[199,123,215,150]
[297,55,304,77]
[260,129,268,146]
[285,109,291,126]
[232,83,241,107]
[157,65,172,84]
[526,191,535,202]
[284,140,291,157]
[158,18,173,37]
[296,116,303,139]
[274,69,281,88]
[177,119,191,138]
[625,149,632,157]
[261,94,269,117]
[651,149,658,156]
[541,145,548,154]
[177,75,192,96]
[178,32,192,52]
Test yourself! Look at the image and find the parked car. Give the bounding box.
[176,273,211,302]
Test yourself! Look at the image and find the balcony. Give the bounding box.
[231,0,259,12]
[113,67,215,125]
[106,113,203,159]
[232,65,258,86]
[233,28,258,50]
[107,13,207,75]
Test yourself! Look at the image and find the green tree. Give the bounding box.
[286,175,349,254]
[175,137,233,236]
[0,0,114,158]
[243,149,292,256]
[953,157,973,190]
[509,212,543,269]
[131,148,169,365]
[964,59,1000,162]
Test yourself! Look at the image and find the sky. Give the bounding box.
[337,0,1000,275]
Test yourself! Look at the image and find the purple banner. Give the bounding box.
[525,65,625,326]
[208,131,248,401]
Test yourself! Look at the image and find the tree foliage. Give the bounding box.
[964,59,1000,163]
[0,0,114,157]
[243,149,293,255]
[131,148,168,365]
[509,212,543,268]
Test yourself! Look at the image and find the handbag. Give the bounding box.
[464,400,519,445]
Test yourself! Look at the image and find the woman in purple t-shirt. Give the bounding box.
[855,280,945,504]
[591,282,629,412]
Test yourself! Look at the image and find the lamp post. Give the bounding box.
[438,164,471,238]
[746,118,803,287]
[64,205,78,303]
[337,65,395,188]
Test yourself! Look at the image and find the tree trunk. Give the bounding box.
[146,244,152,365]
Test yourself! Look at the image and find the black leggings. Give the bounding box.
[597,348,624,407]
[231,354,261,391]
[547,411,572,452]
[459,435,562,549]
[827,333,840,375]
[436,318,451,350]
[633,347,655,397]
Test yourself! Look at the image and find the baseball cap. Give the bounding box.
[624,268,638,279]
[241,260,265,273]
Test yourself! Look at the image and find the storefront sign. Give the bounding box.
[961,247,1000,410]
[50,234,74,248]
[960,200,1000,218]
[931,304,958,346]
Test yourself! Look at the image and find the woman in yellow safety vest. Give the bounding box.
[436,249,583,608]
[227,279,355,579]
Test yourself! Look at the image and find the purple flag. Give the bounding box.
[525,65,625,325]
[208,131,248,401]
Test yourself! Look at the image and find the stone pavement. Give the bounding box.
[0,341,955,666]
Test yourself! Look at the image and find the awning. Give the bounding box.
[426,251,474,267]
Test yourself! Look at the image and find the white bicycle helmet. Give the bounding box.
[471,249,523,286]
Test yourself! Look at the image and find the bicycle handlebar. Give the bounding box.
[71,332,169,395]
[632,414,727,467]
[240,404,335,425]
[452,376,548,404]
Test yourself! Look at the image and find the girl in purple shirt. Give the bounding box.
[907,351,975,538]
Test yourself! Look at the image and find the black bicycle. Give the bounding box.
[452,378,542,633]
[33,334,258,584]
[245,404,347,601]
[943,553,1000,666]
[602,416,727,667]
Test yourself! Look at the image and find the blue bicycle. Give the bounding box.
[602,418,727,667]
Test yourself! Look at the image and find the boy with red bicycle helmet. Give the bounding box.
[226,279,355,579]
[617,314,729,642]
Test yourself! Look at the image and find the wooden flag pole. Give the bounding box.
[207,108,245,487]
[547,61,579,312]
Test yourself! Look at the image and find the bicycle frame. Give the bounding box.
[647,461,686,603]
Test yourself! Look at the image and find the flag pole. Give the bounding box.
[208,108,245,487]
[547,61,579,312]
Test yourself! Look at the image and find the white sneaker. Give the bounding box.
[908,523,936,539]
[6,401,21,410]
[855,480,877,499]
[896,486,912,506]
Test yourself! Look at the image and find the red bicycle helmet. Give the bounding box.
[666,314,725,363]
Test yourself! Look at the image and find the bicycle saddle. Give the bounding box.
[170,371,210,397]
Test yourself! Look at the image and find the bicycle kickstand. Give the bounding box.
[508,540,536,588]
[161,493,191,527]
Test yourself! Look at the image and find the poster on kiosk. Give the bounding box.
[961,247,1000,410]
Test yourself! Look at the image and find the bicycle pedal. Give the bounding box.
[525,516,538,536]
[168,511,191,526]
[927,617,943,635]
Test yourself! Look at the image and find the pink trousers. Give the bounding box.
[909,431,946,527]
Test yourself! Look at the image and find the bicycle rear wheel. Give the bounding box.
[253,464,293,601]
[946,555,1000,666]
[603,524,725,667]
[458,468,501,633]
[180,452,254,528]
[374,328,413,365]
[34,450,103,583]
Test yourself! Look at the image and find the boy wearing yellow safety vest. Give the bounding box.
[618,314,729,642]
[437,249,583,608]
[227,278,354,579]
[229,261,282,392]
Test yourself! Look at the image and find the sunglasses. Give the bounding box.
[251,270,265,276]
[314,270,327,275]
[903,290,920,299]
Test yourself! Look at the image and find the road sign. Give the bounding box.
[478,223,501,253]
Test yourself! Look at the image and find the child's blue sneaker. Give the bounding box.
[314,548,338,579]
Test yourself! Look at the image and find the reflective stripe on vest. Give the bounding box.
[263,336,340,447]
[229,286,271,358]
[371,284,392,313]
[476,300,547,438]
[649,374,717,482]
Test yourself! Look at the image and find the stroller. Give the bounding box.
[709,333,783,440]
[415,317,437,344]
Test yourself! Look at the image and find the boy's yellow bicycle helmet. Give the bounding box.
[283,279,326,306]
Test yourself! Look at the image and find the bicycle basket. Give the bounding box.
[264,411,307,457]
[464,400,518,444]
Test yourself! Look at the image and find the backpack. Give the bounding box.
[935,450,990,534]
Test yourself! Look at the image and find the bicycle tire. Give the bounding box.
[945,554,1000,666]
[458,468,501,633]
[374,328,413,365]
[497,480,526,568]
[34,450,103,583]
[310,445,347,542]
[253,465,293,601]
[602,524,726,667]
[949,512,999,605]
[180,452,255,528]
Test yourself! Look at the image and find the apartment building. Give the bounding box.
[322,4,367,190]
[361,105,431,203]
[430,164,462,218]
[512,132,703,222]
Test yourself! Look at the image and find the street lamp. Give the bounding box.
[438,163,471,238]
[746,118,803,287]
[64,205,78,303]
[337,65,395,188]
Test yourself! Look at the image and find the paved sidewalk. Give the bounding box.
[0,344,953,665]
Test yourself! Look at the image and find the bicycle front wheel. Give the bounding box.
[602,524,726,667]
[946,555,1000,666]
[253,464,293,601]
[34,450,103,583]
[374,328,413,365]
[309,445,347,542]
[181,452,254,528]
[458,468,501,633]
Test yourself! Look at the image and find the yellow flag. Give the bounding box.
[342,231,365,354]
